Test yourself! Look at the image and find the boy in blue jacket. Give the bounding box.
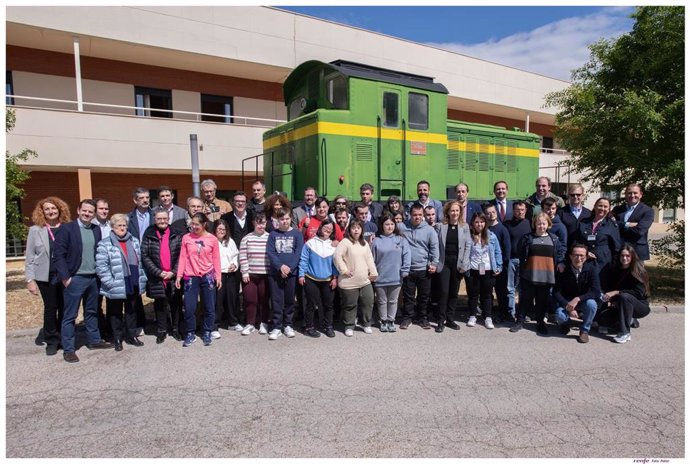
[266,208,304,340]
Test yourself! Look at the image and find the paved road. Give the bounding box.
[6,307,683,458]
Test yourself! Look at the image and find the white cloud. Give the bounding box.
[426,7,635,82]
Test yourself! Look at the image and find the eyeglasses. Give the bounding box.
[569,193,582,197]
[234,201,246,204]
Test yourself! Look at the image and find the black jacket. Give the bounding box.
[553,261,601,307]
[140,225,183,299]
[611,202,654,260]
[220,210,254,249]
[558,205,592,249]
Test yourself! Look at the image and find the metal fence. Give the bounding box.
[6,238,26,258]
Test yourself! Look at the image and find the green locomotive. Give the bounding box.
[262,60,540,202]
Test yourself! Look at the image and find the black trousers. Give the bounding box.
[494,266,510,316]
[303,278,335,329]
[37,280,63,347]
[215,271,241,328]
[401,270,432,323]
[517,280,551,323]
[467,270,495,318]
[107,292,139,341]
[153,283,184,335]
[597,293,650,334]
[436,264,462,323]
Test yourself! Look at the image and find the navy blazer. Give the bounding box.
[552,261,601,307]
[128,207,154,242]
[489,198,513,222]
[611,202,654,260]
[51,220,102,283]
[463,201,482,224]
[558,205,592,249]
[575,217,622,270]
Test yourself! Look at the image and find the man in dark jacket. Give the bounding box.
[552,243,601,343]
[484,202,511,322]
[611,183,654,260]
[558,183,592,249]
[52,199,112,362]
[503,201,531,319]
[141,209,184,343]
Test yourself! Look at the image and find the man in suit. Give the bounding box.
[292,186,317,228]
[558,183,592,249]
[489,180,513,223]
[612,183,654,260]
[455,182,481,224]
[357,183,384,224]
[157,186,187,224]
[405,180,444,223]
[52,199,112,362]
[127,187,153,331]
[171,196,204,235]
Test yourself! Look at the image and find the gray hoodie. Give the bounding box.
[397,220,440,271]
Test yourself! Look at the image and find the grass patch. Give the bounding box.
[646,258,684,304]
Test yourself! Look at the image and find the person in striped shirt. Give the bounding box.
[238,213,271,335]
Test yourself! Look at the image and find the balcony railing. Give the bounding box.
[6,95,287,128]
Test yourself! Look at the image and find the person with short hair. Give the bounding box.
[53,199,112,362]
[25,196,71,356]
[352,203,378,243]
[526,176,565,216]
[424,205,439,229]
[558,183,592,249]
[489,181,513,223]
[397,203,440,330]
[611,183,654,261]
[454,182,481,224]
[141,208,185,343]
[175,213,222,347]
[372,213,411,333]
[552,243,601,343]
[238,213,271,336]
[405,180,444,223]
[502,200,532,320]
[333,220,378,336]
[541,197,568,260]
[483,202,511,323]
[247,180,267,215]
[357,183,384,224]
[292,186,318,228]
[96,213,148,351]
[128,187,153,330]
[332,207,350,244]
[157,186,187,224]
[510,212,565,335]
[91,198,112,338]
[200,179,232,225]
[266,208,303,340]
[171,196,204,235]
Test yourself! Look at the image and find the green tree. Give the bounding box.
[6,108,36,240]
[546,6,684,210]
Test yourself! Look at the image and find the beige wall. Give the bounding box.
[172,89,200,120]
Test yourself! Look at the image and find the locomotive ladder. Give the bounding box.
[376,116,407,201]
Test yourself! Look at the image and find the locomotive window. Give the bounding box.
[326,75,348,109]
[408,93,428,130]
[288,97,307,120]
[383,92,399,128]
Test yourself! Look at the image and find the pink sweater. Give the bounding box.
[177,233,221,279]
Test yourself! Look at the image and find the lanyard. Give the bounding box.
[45,225,58,241]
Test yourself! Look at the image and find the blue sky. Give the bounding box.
[278,6,636,81]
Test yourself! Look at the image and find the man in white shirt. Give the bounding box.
[157,186,187,223]
[489,181,513,223]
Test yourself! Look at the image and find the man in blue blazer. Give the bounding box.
[455,182,481,224]
[128,187,154,330]
[611,183,654,260]
[52,199,112,362]
[489,180,513,223]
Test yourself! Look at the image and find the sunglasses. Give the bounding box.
[569,193,582,197]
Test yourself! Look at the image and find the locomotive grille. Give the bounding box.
[355,143,373,161]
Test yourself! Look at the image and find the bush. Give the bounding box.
[651,220,684,270]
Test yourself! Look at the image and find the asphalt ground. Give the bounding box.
[5,306,684,459]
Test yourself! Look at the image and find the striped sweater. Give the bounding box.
[239,232,269,276]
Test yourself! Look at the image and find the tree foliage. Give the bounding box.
[6,108,36,240]
[651,220,685,270]
[546,6,684,210]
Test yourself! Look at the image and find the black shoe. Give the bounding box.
[324,327,336,338]
[435,324,444,333]
[125,337,144,347]
[420,319,431,330]
[35,328,45,346]
[445,320,460,330]
[536,321,549,336]
[400,320,411,330]
[45,344,58,356]
[306,328,321,338]
[631,318,640,329]
[86,340,114,350]
[171,331,183,341]
[114,339,123,351]
[509,321,523,333]
[156,333,167,344]
[63,352,79,363]
[559,321,571,335]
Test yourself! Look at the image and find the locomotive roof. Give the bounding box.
[283,60,449,103]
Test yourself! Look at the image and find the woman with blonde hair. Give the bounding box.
[25,196,71,355]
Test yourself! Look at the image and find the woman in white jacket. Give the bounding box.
[214,219,240,338]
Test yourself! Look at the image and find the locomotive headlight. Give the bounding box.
[339,175,344,184]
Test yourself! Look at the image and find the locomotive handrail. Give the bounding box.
[320,138,327,196]
[241,153,263,192]
[376,116,382,200]
[401,118,407,201]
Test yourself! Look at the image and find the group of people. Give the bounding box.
[24,176,653,363]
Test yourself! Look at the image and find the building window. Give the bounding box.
[134,86,172,118]
[408,92,428,130]
[201,94,233,123]
[382,92,399,128]
[6,70,14,105]
[542,136,554,153]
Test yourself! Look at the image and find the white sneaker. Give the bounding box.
[268,329,282,340]
[484,317,494,330]
[210,330,221,340]
[467,316,477,327]
[258,322,268,335]
[241,324,255,336]
[363,326,373,334]
[613,332,631,344]
[344,329,354,337]
[232,324,244,332]
[284,326,296,338]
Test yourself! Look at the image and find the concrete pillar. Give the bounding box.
[73,36,83,111]
[525,112,530,133]
[77,168,92,199]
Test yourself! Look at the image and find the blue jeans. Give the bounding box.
[268,274,296,331]
[554,298,598,333]
[183,274,217,334]
[506,258,520,315]
[61,275,101,353]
